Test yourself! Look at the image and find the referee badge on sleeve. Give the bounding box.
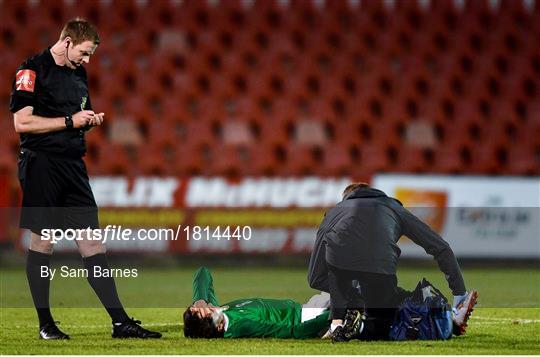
[15,69,36,92]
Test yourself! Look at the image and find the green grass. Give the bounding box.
[1,267,539,354]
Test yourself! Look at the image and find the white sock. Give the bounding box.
[330,323,343,332]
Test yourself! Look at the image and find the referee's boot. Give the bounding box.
[39,322,70,340]
[112,318,162,339]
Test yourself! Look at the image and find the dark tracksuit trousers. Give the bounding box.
[328,264,411,340]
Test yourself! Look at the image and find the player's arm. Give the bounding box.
[13,106,94,134]
[192,267,219,306]
[399,207,467,295]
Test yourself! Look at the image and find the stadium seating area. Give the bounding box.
[1,0,539,178]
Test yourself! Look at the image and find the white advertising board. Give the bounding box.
[372,175,540,258]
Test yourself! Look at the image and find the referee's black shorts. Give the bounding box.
[17,149,99,235]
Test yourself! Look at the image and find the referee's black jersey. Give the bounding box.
[9,47,92,158]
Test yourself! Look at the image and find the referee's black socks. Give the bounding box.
[83,253,130,324]
[26,249,54,328]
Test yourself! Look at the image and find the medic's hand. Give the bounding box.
[72,110,94,128]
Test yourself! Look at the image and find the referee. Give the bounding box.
[10,18,161,340]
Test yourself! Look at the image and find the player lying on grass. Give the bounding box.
[183,267,331,338]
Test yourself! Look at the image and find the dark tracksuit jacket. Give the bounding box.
[308,187,466,296]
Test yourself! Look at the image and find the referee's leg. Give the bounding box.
[65,157,131,325]
[75,230,162,338]
[66,158,161,338]
[75,232,131,324]
[20,151,71,338]
[27,233,55,328]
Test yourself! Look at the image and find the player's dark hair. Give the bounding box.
[60,18,100,45]
[342,182,370,198]
[183,308,224,338]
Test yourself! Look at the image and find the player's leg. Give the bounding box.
[292,310,331,339]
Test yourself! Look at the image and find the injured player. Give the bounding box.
[183,267,331,339]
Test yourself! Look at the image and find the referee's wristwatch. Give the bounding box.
[65,114,73,129]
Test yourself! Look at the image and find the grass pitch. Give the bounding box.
[1,266,539,354]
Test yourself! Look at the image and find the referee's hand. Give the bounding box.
[73,110,95,128]
[89,112,105,126]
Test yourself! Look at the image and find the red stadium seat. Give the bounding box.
[147,121,181,148]
[0,144,16,174]
[370,120,403,148]
[331,120,365,151]
[431,145,467,174]
[207,144,249,177]
[281,144,318,176]
[394,146,429,173]
[172,143,210,177]
[506,144,540,175]
[320,143,356,177]
[467,144,504,174]
[440,120,478,148]
[95,143,133,176]
[0,118,19,153]
[478,121,514,147]
[184,121,216,149]
[2,0,537,178]
[245,144,281,176]
[293,119,328,147]
[137,146,172,176]
[358,145,393,176]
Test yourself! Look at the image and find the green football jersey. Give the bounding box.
[191,267,329,339]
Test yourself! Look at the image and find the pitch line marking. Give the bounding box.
[473,317,540,324]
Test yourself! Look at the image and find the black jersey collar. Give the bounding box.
[44,47,56,66]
